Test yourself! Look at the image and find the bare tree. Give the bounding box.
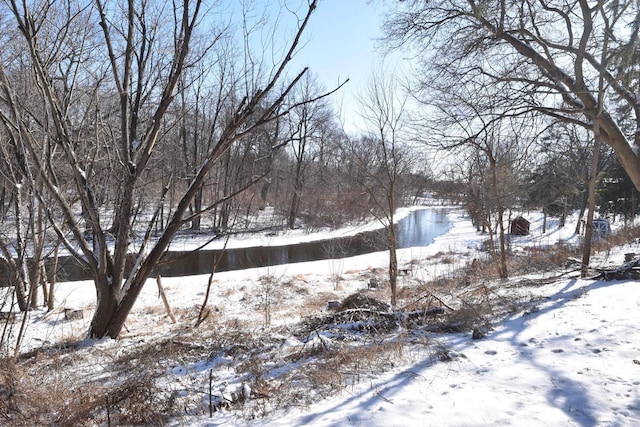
[532,123,610,236]
[0,43,54,313]
[386,1,640,191]
[348,69,410,307]
[411,63,536,278]
[0,0,323,339]
[583,25,612,276]
[454,124,528,279]
[525,154,576,232]
[284,72,333,229]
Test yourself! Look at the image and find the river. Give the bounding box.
[48,207,451,281]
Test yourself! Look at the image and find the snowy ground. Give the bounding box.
[3,207,640,426]
[249,277,640,427]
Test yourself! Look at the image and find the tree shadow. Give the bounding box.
[486,278,634,426]
[294,278,632,426]
[296,352,442,426]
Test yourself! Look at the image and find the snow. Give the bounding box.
[254,278,640,426]
[5,206,640,426]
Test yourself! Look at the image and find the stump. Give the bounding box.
[326,300,340,311]
[64,308,85,321]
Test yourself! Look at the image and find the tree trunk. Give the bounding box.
[47,243,59,311]
[288,162,304,230]
[29,194,46,309]
[489,157,508,279]
[13,185,29,312]
[497,206,508,279]
[88,279,120,338]
[575,191,588,235]
[190,186,203,231]
[288,187,301,229]
[388,224,398,308]
[581,134,601,277]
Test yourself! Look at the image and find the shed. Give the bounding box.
[510,216,530,236]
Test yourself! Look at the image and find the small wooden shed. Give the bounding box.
[510,216,530,236]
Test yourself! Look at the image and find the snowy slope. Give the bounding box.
[5,207,640,426]
[245,278,640,426]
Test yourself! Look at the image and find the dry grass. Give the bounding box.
[8,226,636,424]
[300,291,340,314]
[143,304,168,317]
[220,287,237,298]
[290,273,310,283]
[0,356,109,426]
[593,225,640,253]
[0,277,516,425]
[510,244,581,274]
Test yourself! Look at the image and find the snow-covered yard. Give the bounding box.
[254,278,640,426]
[2,207,639,426]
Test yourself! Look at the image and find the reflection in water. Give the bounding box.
[46,208,452,281]
[397,208,451,248]
[158,208,451,277]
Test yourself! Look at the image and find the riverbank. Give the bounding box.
[168,203,448,251]
[2,206,639,426]
[7,206,621,354]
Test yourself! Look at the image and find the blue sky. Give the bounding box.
[292,1,383,87]
[225,0,397,132]
[287,0,389,131]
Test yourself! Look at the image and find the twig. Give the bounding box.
[209,369,213,418]
[401,290,454,312]
[375,388,394,404]
[314,328,329,351]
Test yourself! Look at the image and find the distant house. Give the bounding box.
[592,218,611,238]
[510,216,530,236]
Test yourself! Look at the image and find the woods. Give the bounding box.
[0,1,639,341]
[0,0,333,338]
[0,0,421,339]
[385,0,640,277]
[386,0,640,191]
[1,1,640,425]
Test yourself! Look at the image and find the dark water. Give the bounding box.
[156,208,451,277]
[44,208,451,281]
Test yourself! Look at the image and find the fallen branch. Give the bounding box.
[589,258,640,281]
[156,275,176,323]
[401,290,454,312]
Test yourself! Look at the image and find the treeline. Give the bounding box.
[2,0,640,342]
[0,1,429,341]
